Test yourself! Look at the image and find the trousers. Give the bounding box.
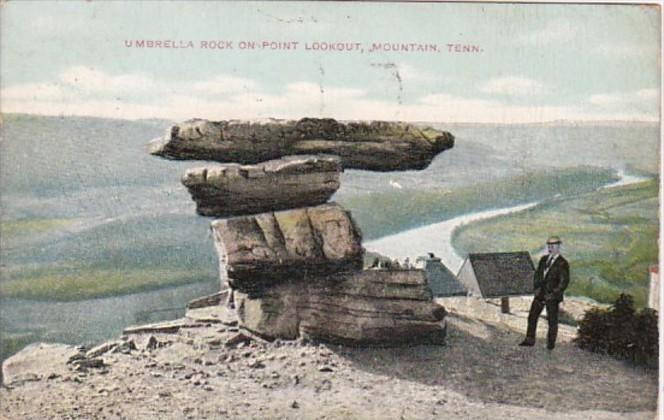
[525,298,560,345]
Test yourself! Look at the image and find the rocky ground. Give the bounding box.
[0,296,658,419]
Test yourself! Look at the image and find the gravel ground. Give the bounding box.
[0,297,657,419]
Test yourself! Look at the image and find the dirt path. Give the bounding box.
[0,297,657,419]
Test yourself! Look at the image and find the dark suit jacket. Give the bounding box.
[534,254,570,302]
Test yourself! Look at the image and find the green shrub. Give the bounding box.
[574,293,658,367]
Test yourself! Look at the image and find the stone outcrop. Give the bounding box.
[182,155,341,217]
[150,118,454,171]
[211,203,364,292]
[234,270,447,345]
[148,116,451,346]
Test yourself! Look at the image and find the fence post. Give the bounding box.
[501,296,510,314]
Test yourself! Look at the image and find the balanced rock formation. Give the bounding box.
[234,270,447,345]
[211,203,364,292]
[150,116,453,346]
[182,155,341,217]
[150,117,454,171]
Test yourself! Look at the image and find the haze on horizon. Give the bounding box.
[0,1,660,124]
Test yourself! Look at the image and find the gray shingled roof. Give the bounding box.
[468,252,535,298]
[425,258,467,297]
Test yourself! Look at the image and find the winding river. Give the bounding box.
[366,202,539,273]
[365,170,651,274]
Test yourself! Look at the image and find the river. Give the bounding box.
[365,170,651,274]
[599,169,651,190]
[365,202,539,273]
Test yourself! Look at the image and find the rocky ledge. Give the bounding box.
[181,155,342,217]
[1,296,655,419]
[236,269,447,345]
[150,117,454,171]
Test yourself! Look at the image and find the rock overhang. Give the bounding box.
[150,117,454,171]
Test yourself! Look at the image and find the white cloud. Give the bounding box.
[190,75,258,94]
[479,77,547,96]
[401,94,586,123]
[584,89,659,121]
[394,63,438,84]
[1,67,658,123]
[589,88,659,110]
[519,19,577,45]
[595,43,659,58]
[636,88,659,100]
[418,93,495,110]
[368,62,441,87]
[2,82,67,100]
[283,81,323,96]
[59,66,155,92]
[1,98,168,120]
[286,82,364,100]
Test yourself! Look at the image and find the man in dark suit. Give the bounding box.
[519,236,570,350]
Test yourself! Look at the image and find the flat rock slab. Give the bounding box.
[150,117,454,171]
[182,155,341,217]
[2,343,82,385]
[85,340,125,358]
[211,203,364,292]
[187,290,229,309]
[186,305,239,326]
[234,269,447,346]
[123,319,196,335]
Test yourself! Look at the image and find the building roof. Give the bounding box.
[425,258,467,297]
[466,252,535,298]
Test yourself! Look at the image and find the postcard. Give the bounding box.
[0,1,660,418]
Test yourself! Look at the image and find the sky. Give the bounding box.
[0,1,661,123]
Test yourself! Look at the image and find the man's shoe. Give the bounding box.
[547,342,555,350]
[519,339,535,347]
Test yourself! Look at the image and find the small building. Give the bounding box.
[457,252,535,300]
[423,257,467,297]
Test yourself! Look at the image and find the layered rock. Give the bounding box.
[234,270,447,345]
[211,203,364,293]
[150,117,454,171]
[148,116,451,347]
[182,155,341,217]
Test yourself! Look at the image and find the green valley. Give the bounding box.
[453,179,659,307]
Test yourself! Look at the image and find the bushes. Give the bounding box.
[574,293,658,367]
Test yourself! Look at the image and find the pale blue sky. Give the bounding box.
[1,1,660,122]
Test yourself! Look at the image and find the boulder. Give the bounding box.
[181,155,341,217]
[211,203,364,292]
[234,269,447,346]
[150,118,454,171]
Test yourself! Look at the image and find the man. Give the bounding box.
[519,236,570,350]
